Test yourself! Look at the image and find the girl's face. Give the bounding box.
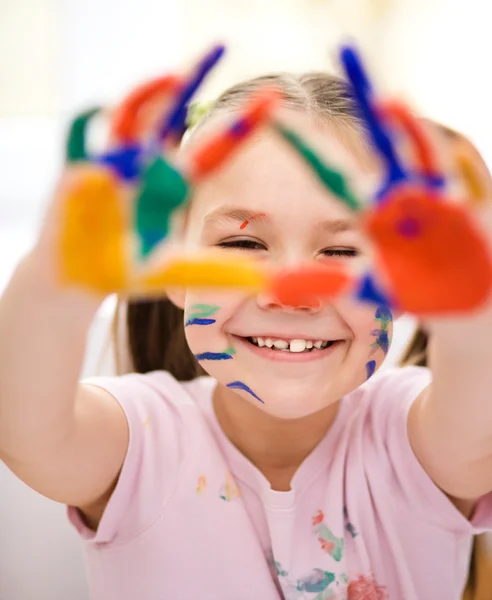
[174,113,393,419]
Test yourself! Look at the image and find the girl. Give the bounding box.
[1,71,492,600]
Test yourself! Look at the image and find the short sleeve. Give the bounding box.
[67,371,195,545]
[364,366,492,534]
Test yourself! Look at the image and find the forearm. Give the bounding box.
[418,311,492,473]
[0,251,102,462]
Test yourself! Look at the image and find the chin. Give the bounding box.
[251,387,336,420]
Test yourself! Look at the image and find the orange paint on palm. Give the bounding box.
[270,264,352,307]
[364,185,492,314]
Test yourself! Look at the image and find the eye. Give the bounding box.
[321,248,359,258]
[217,239,267,251]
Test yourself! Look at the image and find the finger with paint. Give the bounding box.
[339,45,407,196]
[158,44,226,146]
[110,75,183,145]
[134,156,190,257]
[133,255,268,295]
[379,101,445,190]
[269,263,353,307]
[183,88,281,182]
[58,165,130,293]
[272,121,363,212]
[66,107,103,163]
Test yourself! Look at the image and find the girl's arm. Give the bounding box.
[408,311,492,505]
[0,224,128,526]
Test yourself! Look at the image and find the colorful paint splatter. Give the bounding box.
[185,303,221,327]
[226,381,264,404]
[272,559,337,600]
[274,560,288,578]
[347,573,388,600]
[196,475,207,494]
[365,360,376,380]
[343,506,358,538]
[370,304,392,356]
[219,470,241,501]
[297,569,335,593]
[312,510,344,562]
[194,347,236,361]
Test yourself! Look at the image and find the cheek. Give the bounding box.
[335,298,394,375]
[182,291,246,348]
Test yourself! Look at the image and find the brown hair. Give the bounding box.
[113,71,363,378]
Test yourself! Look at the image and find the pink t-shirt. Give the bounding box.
[67,366,492,600]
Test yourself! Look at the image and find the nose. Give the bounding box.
[256,289,322,313]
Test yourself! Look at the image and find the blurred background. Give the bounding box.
[1,0,491,598]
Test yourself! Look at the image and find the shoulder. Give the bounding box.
[344,365,432,427]
[83,371,214,415]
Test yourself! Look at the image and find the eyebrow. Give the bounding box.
[203,207,272,228]
[203,206,357,235]
[316,218,357,235]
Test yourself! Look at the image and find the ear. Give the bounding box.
[165,286,186,310]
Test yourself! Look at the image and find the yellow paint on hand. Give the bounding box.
[59,166,129,293]
[137,256,268,293]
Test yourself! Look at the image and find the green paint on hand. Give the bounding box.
[274,122,362,212]
[66,107,101,163]
[135,156,190,257]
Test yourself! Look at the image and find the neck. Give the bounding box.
[213,385,340,491]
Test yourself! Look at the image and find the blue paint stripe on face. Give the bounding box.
[366,360,376,380]
[194,352,234,361]
[226,381,264,404]
[185,317,216,327]
[375,304,393,323]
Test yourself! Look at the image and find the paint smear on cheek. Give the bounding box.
[194,347,236,361]
[365,360,376,380]
[226,380,264,404]
[369,304,393,356]
[185,303,221,327]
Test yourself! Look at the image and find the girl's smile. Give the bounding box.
[234,334,346,363]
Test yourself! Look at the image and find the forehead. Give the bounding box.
[183,109,377,227]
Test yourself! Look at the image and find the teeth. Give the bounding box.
[289,339,307,353]
[273,339,289,349]
[248,337,334,352]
